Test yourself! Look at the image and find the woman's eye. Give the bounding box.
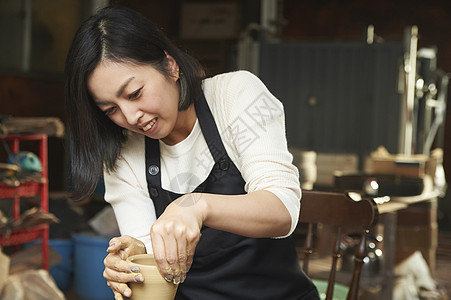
[104,107,117,116]
[129,88,142,100]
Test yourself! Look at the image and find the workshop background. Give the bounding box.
[1,0,451,299]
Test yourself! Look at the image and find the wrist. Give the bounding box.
[173,193,208,224]
[195,193,209,224]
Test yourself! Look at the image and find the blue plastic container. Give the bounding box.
[48,239,73,291]
[72,233,114,300]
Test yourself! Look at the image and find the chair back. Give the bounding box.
[299,190,379,300]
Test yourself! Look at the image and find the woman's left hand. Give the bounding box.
[150,193,205,284]
[103,235,147,299]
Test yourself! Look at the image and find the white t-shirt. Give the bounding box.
[103,70,301,253]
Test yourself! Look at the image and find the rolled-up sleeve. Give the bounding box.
[218,71,301,237]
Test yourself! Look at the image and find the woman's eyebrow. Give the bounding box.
[116,76,135,97]
[95,100,111,106]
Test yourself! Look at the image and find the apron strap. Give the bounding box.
[194,93,229,162]
[145,137,161,188]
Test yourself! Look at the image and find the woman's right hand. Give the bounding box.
[150,193,204,285]
[103,235,147,300]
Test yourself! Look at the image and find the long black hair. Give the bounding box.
[65,5,205,201]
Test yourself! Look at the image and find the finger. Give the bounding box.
[107,280,132,299]
[108,235,146,257]
[107,237,123,253]
[186,247,194,274]
[121,235,147,256]
[103,258,144,283]
[152,233,174,282]
[164,234,182,284]
[175,233,187,283]
[104,253,136,274]
[107,236,135,253]
[113,290,124,300]
[163,233,182,284]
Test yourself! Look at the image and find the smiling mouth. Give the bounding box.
[142,118,157,132]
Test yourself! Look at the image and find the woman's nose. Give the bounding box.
[122,104,143,125]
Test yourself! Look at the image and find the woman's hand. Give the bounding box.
[103,235,147,300]
[150,193,205,284]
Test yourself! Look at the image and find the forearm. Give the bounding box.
[196,190,292,238]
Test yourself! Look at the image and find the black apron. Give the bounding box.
[145,92,319,300]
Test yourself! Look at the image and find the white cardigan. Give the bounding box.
[103,70,301,253]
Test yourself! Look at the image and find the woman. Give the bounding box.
[65,5,318,300]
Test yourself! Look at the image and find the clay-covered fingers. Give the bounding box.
[103,243,145,299]
[106,236,123,253]
[177,234,188,283]
[105,264,146,299]
[112,289,123,300]
[171,228,194,283]
[151,225,201,284]
[103,254,144,281]
[107,235,146,257]
[113,290,125,300]
[150,195,204,284]
[152,233,177,283]
[106,280,130,300]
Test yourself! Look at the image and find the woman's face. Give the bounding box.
[88,57,191,145]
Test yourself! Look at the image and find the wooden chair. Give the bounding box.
[299,190,379,300]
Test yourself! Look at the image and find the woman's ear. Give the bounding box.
[165,52,180,80]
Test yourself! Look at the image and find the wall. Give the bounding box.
[0,74,67,191]
[279,0,451,230]
[0,0,82,191]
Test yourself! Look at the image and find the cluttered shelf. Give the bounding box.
[0,181,42,199]
[0,224,48,247]
[0,134,50,270]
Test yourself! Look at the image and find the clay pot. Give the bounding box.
[127,254,178,300]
